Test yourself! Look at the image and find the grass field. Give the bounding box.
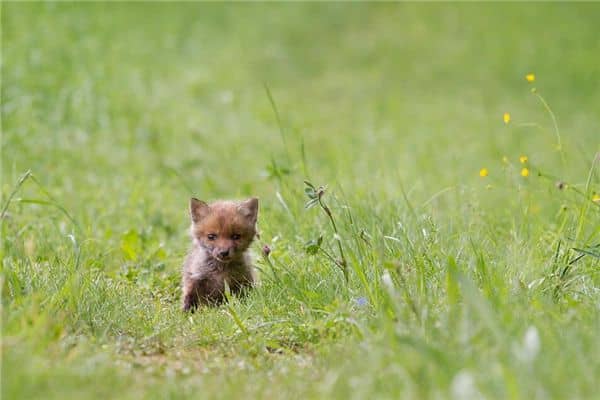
[2,3,600,399]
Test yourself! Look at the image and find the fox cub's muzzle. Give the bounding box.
[211,246,235,262]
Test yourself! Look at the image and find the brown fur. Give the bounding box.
[181,197,258,311]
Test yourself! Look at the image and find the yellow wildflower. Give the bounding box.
[479,168,489,177]
[519,155,528,164]
[521,168,530,177]
[503,112,511,124]
[526,73,535,82]
[593,193,600,203]
[502,156,509,164]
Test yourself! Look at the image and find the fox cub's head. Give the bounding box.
[189,197,259,263]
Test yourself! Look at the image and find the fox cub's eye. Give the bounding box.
[207,233,217,241]
[231,233,241,240]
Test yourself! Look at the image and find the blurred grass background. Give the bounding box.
[2,3,600,399]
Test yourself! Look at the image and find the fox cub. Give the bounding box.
[181,197,258,311]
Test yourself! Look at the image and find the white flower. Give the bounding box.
[451,370,480,400]
[521,326,541,362]
[381,271,394,292]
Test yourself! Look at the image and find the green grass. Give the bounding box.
[2,3,600,399]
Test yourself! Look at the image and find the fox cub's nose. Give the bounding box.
[219,249,230,258]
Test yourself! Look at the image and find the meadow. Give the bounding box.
[2,3,600,399]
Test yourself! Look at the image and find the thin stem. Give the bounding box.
[319,247,340,266]
[533,91,565,164]
[318,196,348,283]
[0,170,32,221]
[262,252,280,283]
[264,83,290,163]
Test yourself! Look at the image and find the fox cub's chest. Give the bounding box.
[194,266,253,305]
[210,267,250,289]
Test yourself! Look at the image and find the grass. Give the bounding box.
[2,3,600,399]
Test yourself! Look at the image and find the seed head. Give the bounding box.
[262,244,271,257]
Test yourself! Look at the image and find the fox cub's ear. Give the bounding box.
[190,198,210,223]
[238,197,259,225]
